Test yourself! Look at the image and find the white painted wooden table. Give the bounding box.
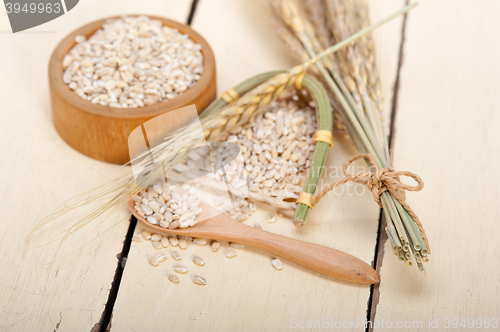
[1,0,499,331]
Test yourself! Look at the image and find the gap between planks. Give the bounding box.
[366,1,410,331]
[92,2,201,331]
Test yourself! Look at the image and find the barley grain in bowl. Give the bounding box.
[63,16,204,108]
[48,15,216,164]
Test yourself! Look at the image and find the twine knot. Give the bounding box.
[315,154,424,206]
[313,153,429,252]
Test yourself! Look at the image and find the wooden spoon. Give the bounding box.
[127,199,379,285]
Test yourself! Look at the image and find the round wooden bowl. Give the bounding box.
[48,15,216,164]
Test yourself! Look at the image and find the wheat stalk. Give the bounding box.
[303,0,335,48]
[324,0,386,148]
[350,0,384,112]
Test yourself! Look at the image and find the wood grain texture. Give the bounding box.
[373,1,500,331]
[0,1,192,331]
[49,16,216,165]
[110,0,405,331]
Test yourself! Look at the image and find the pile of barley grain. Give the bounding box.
[62,15,203,108]
[167,95,316,206]
[207,97,317,203]
[132,183,202,229]
[133,183,257,228]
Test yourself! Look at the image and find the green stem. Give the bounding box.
[293,74,332,226]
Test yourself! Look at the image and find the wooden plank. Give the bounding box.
[0,2,192,331]
[373,1,500,331]
[110,1,405,331]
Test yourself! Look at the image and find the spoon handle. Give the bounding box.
[222,221,379,285]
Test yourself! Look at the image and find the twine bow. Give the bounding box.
[314,154,429,252]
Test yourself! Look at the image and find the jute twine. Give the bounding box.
[314,153,430,252]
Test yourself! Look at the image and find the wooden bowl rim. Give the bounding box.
[48,15,215,119]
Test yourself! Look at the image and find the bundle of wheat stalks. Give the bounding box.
[270,0,429,269]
